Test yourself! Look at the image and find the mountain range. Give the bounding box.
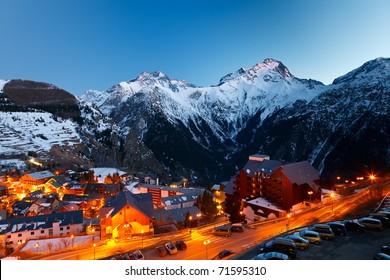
[1,57,389,185]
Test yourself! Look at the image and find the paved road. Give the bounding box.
[32,182,390,260]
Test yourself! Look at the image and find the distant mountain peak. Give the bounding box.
[135,71,169,82]
[262,58,293,78]
[332,57,390,85]
[219,58,294,84]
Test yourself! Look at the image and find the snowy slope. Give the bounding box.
[0,79,9,93]
[0,112,82,156]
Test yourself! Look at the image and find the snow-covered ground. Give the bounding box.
[1,234,100,259]
[20,234,100,254]
[0,159,26,169]
[0,112,81,156]
[90,167,126,183]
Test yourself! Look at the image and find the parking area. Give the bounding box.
[297,228,390,260]
[238,194,390,260]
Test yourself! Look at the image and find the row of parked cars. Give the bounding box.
[372,195,390,259]
[253,205,390,260]
[155,240,187,257]
[211,223,248,237]
[110,249,145,260]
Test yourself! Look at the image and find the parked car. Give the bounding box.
[369,215,390,228]
[252,252,289,260]
[164,241,178,255]
[297,230,321,245]
[358,217,383,231]
[309,224,335,240]
[212,226,232,237]
[342,220,365,232]
[175,240,187,250]
[129,250,145,260]
[259,237,297,259]
[327,221,347,236]
[373,252,390,260]
[230,223,245,232]
[156,245,168,257]
[211,249,234,260]
[120,253,131,260]
[377,211,390,219]
[381,245,390,255]
[284,234,310,250]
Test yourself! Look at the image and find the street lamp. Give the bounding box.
[35,242,39,254]
[71,234,74,248]
[93,242,96,260]
[141,230,144,249]
[286,214,291,231]
[330,192,335,214]
[369,174,376,184]
[203,240,210,260]
[308,191,313,207]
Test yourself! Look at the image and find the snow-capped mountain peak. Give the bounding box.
[135,71,169,81]
[333,57,390,86]
[219,58,294,84]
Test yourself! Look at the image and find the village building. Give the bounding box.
[169,177,189,188]
[154,206,203,230]
[144,173,159,185]
[84,183,122,197]
[0,185,9,198]
[0,210,84,250]
[20,170,54,188]
[160,192,200,210]
[128,183,203,208]
[63,182,86,195]
[61,193,104,218]
[99,191,155,240]
[225,154,322,215]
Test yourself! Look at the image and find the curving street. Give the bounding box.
[32,181,389,260]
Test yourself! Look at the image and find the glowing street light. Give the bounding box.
[93,242,96,260]
[203,240,210,260]
[71,234,74,248]
[369,174,376,184]
[35,242,40,254]
[286,213,291,231]
[308,191,313,207]
[141,230,144,249]
[330,192,335,214]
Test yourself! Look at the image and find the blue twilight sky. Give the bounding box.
[0,0,390,95]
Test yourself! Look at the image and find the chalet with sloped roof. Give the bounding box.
[99,191,154,240]
[20,170,54,187]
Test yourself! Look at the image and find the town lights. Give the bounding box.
[308,191,313,207]
[369,174,376,184]
[330,192,335,214]
[203,240,210,260]
[35,242,40,253]
[286,213,291,231]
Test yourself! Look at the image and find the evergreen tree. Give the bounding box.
[225,190,245,223]
[112,172,121,183]
[195,190,218,221]
[87,170,97,183]
[104,173,113,184]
